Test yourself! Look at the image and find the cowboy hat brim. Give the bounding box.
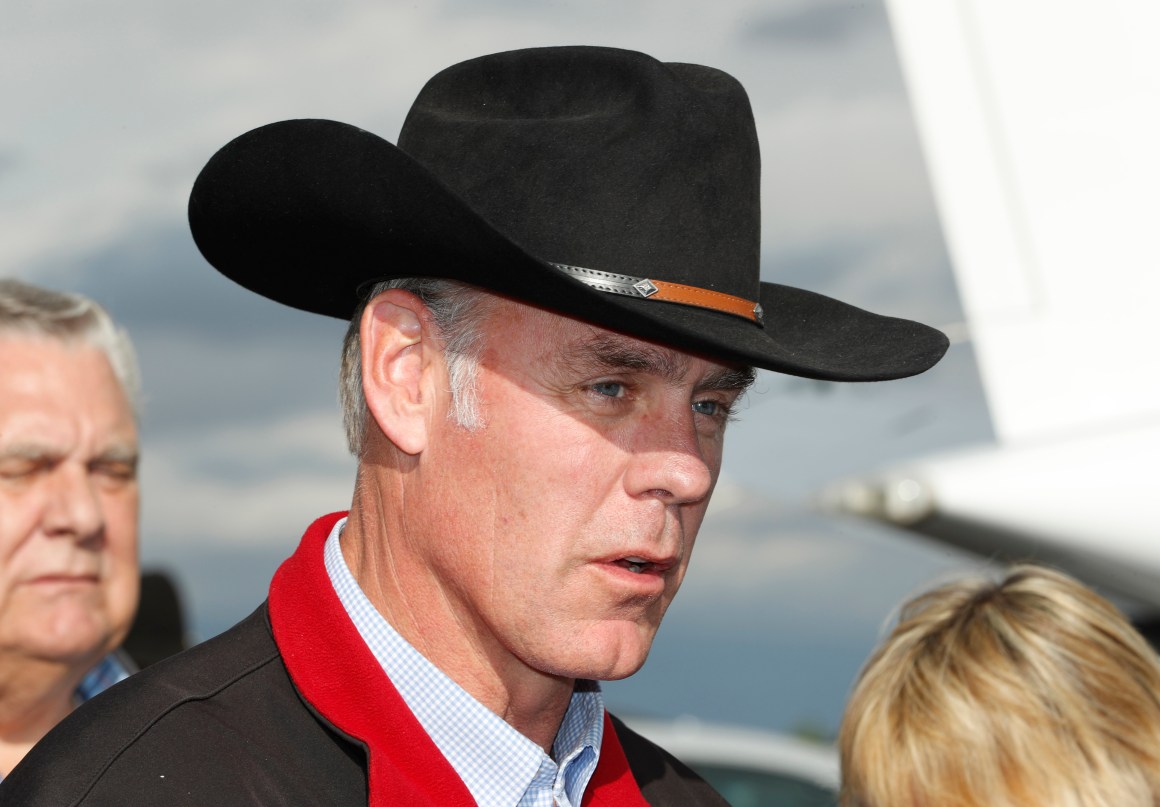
[189,118,948,381]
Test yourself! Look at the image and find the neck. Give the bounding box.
[0,655,83,776]
[345,471,576,752]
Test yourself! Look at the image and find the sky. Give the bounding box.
[2,0,997,736]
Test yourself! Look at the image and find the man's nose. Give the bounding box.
[624,414,715,505]
[42,465,105,542]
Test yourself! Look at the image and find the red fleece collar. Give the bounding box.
[268,512,650,807]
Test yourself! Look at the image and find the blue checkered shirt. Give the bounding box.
[75,652,134,702]
[324,518,604,807]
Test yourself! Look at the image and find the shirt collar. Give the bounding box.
[75,651,134,703]
[323,517,604,807]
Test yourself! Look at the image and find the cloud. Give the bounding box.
[741,2,888,47]
[140,409,355,550]
[0,148,19,180]
[759,94,939,244]
[764,227,962,327]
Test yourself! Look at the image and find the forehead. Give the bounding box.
[481,297,755,386]
[0,336,136,447]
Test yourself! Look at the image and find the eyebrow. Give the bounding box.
[0,443,62,462]
[562,333,757,392]
[0,442,139,465]
[699,366,757,394]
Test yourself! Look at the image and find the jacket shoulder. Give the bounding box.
[610,713,731,806]
[0,603,365,806]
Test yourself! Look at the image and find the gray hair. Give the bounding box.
[0,279,142,416]
[339,278,493,456]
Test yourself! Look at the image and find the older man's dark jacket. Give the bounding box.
[0,514,727,806]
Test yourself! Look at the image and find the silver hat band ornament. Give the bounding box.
[551,263,764,326]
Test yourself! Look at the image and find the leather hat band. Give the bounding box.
[552,263,764,326]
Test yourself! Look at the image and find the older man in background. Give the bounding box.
[0,280,140,777]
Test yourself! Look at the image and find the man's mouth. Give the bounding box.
[618,557,649,574]
[29,573,100,584]
[613,556,673,574]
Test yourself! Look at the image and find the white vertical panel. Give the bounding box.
[886,0,1160,443]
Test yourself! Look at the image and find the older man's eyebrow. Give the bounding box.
[0,442,139,466]
[0,442,62,462]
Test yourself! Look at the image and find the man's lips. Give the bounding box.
[610,556,676,575]
[595,550,679,580]
[592,557,674,600]
[25,573,100,585]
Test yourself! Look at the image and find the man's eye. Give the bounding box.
[0,460,42,481]
[92,461,138,484]
[692,399,726,417]
[591,382,625,398]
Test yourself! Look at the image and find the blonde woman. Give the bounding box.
[840,565,1160,807]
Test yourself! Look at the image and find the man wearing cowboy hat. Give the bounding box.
[2,46,946,806]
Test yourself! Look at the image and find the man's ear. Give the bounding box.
[360,289,440,456]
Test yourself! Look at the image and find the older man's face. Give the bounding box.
[0,337,139,671]
[416,298,751,683]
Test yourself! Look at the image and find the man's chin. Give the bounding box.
[18,623,116,667]
[593,662,647,682]
[557,636,655,682]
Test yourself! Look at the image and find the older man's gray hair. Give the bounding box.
[0,279,141,415]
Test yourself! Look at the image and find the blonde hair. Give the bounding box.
[839,565,1160,807]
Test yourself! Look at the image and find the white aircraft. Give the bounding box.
[826,0,1160,608]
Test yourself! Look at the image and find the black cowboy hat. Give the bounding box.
[189,45,947,380]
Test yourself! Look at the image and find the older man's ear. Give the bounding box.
[359,290,442,457]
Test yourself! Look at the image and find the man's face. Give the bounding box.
[416,298,751,683]
[0,337,139,670]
